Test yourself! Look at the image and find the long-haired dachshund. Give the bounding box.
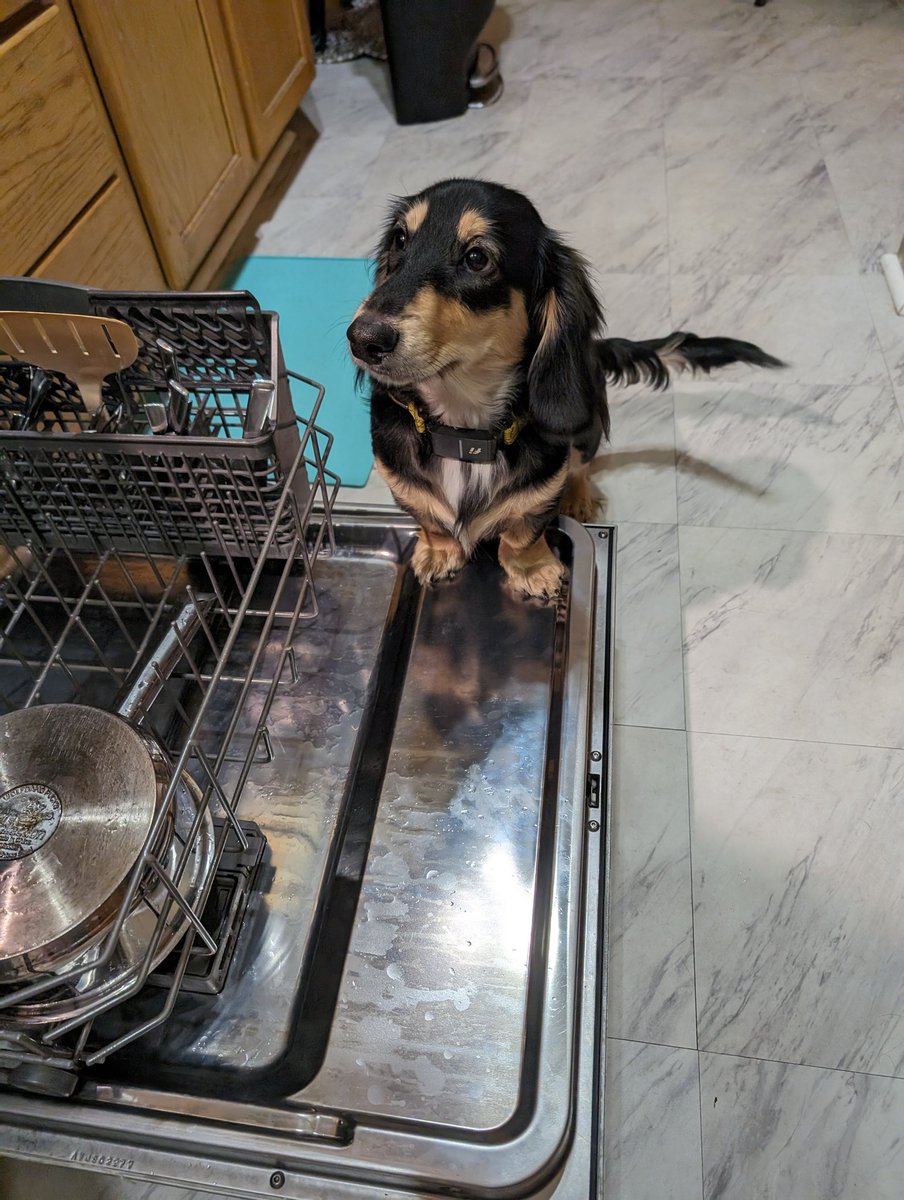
[348,178,782,599]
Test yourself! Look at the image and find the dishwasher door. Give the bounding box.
[0,514,614,1200]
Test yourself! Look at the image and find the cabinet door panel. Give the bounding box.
[0,2,116,273]
[219,0,315,158]
[33,177,164,289]
[72,0,256,285]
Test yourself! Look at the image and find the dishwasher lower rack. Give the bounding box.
[0,515,615,1200]
[0,432,335,1090]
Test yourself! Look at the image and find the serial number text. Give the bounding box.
[69,1150,135,1170]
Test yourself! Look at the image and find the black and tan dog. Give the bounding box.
[348,178,782,599]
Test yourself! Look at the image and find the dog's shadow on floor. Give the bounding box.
[592,448,767,499]
[589,445,832,591]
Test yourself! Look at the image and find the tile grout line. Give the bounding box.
[613,717,904,756]
[609,1033,904,1086]
[663,36,707,1182]
[612,719,686,733]
[808,76,897,290]
[675,522,707,1200]
[854,267,903,401]
[664,724,904,755]
[619,17,703,1186]
[614,518,904,540]
[810,95,903,398]
[613,721,904,757]
[798,71,865,279]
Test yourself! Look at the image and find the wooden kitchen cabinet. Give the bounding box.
[1,0,314,290]
[0,0,160,282]
[218,0,316,159]
[71,0,256,286]
[31,176,165,290]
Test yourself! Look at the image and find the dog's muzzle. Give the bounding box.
[347,315,399,367]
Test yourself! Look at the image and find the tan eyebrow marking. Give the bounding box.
[404,198,430,234]
[457,209,490,242]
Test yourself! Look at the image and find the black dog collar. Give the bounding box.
[400,398,525,462]
[430,425,499,462]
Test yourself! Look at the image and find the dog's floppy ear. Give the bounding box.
[526,232,607,444]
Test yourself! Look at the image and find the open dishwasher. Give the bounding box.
[0,285,614,1199]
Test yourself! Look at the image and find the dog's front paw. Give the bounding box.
[412,535,467,585]
[560,473,604,524]
[504,556,566,601]
[561,490,599,524]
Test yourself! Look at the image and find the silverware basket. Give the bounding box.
[0,290,323,559]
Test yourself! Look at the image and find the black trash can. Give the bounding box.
[380,0,496,124]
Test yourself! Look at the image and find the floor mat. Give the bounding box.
[227,256,374,487]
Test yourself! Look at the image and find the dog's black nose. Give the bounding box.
[347,315,399,365]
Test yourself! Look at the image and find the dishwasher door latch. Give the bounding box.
[586,772,601,808]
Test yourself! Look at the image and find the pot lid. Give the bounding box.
[0,705,159,976]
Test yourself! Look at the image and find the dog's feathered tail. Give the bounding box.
[597,332,785,391]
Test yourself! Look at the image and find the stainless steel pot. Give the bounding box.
[0,705,168,985]
[1,767,213,1028]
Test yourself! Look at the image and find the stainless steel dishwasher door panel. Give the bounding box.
[301,540,561,1130]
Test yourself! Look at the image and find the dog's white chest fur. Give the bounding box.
[437,458,494,513]
[434,458,506,550]
[438,458,469,518]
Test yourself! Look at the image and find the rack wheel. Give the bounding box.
[8,1062,80,1098]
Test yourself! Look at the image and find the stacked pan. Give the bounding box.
[0,704,213,1028]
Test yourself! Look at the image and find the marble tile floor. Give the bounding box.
[5,0,904,1196]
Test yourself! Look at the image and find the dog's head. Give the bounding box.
[347,178,605,439]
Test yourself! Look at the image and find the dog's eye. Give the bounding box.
[391,228,408,251]
[464,247,490,273]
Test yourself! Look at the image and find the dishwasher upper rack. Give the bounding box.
[0,429,335,1090]
[0,289,326,560]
